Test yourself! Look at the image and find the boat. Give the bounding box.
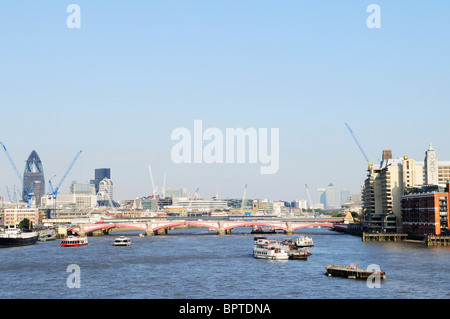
[61,235,88,247]
[113,236,131,246]
[279,238,312,260]
[0,225,39,248]
[325,264,386,280]
[251,226,276,234]
[295,236,314,248]
[253,237,289,260]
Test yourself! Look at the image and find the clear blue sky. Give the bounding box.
[0,1,449,202]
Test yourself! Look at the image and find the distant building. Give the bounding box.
[23,151,45,205]
[41,193,97,209]
[165,187,188,198]
[326,183,336,209]
[90,168,111,193]
[70,182,96,195]
[291,199,308,210]
[402,183,449,236]
[317,188,326,208]
[340,189,351,205]
[98,178,114,201]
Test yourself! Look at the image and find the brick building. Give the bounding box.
[401,184,450,236]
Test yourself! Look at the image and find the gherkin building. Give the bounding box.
[23,150,45,205]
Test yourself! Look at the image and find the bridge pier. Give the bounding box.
[285,222,293,235]
[145,223,154,236]
[78,225,86,237]
[217,221,226,236]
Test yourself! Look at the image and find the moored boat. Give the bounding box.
[61,236,88,247]
[279,238,312,260]
[0,225,39,248]
[295,236,314,248]
[113,236,131,246]
[325,264,386,280]
[251,226,276,234]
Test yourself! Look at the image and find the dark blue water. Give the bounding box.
[0,227,448,299]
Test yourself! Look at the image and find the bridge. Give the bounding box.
[67,218,343,236]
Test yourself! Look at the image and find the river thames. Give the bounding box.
[0,227,448,299]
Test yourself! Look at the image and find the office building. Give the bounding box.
[90,168,111,193]
[317,188,326,208]
[23,151,45,205]
[325,183,336,209]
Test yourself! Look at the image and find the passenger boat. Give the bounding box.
[251,226,276,234]
[253,238,289,260]
[113,236,131,246]
[325,264,386,280]
[295,236,314,248]
[61,236,88,247]
[0,225,39,248]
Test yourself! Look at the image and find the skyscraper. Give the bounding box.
[23,150,45,205]
[325,183,336,209]
[90,168,111,193]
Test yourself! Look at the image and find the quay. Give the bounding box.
[362,233,408,242]
[425,235,450,246]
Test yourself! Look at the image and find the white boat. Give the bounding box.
[61,235,88,247]
[113,236,131,246]
[253,238,289,260]
[295,236,314,248]
[0,225,39,248]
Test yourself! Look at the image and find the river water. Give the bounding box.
[0,227,449,299]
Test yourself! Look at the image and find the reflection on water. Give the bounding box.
[0,227,448,299]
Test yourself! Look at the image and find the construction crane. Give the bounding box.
[345,123,371,168]
[305,183,320,217]
[148,165,158,198]
[48,150,82,218]
[0,142,34,207]
[240,184,248,214]
[5,186,11,202]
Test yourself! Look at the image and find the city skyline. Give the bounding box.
[1,1,450,201]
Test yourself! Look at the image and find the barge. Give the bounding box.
[325,264,386,280]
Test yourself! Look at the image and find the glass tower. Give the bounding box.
[23,150,45,205]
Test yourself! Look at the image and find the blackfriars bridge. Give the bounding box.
[65,218,344,236]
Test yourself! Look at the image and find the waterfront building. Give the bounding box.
[3,208,40,226]
[362,151,422,233]
[23,151,45,205]
[402,183,449,236]
[361,144,450,233]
